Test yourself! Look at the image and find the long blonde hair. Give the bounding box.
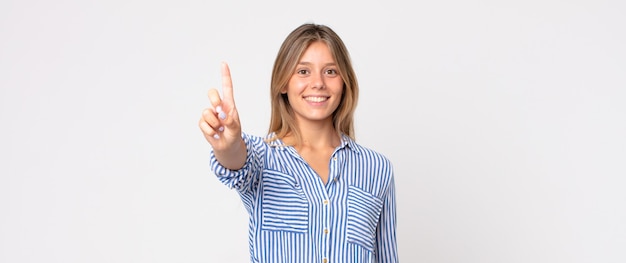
[268,23,359,145]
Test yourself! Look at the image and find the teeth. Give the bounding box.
[305,96,327,102]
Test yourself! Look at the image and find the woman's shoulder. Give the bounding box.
[241,132,284,148]
[343,136,393,165]
[241,132,265,144]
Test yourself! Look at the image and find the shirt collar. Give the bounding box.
[266,133,360,154]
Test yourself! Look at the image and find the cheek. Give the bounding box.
[330,80,345,94]
[286,79,307,94]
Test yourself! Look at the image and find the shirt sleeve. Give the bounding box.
[374,171,399,262]
[209,132,264,194]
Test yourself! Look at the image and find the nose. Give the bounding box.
[311,72,325,89]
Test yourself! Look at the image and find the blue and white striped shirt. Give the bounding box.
[210,132,398,263]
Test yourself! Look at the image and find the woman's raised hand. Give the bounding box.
[199,62,246,169]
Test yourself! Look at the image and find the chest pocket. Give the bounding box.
[261,170,309,233]
[347,185,384,251]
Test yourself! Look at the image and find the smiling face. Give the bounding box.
[282,41,344,126]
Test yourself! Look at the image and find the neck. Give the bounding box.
[285,120,341,149]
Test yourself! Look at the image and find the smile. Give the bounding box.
[304,96,329,102]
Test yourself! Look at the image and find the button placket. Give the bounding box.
[322,195,331,262]
[321,152,341,263]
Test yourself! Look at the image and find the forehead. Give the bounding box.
[299,41,335,62]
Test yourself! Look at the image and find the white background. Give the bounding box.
[1,0,625,262]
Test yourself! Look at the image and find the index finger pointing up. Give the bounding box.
[221,62,235,106]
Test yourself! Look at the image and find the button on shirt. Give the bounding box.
[210,133,398,263]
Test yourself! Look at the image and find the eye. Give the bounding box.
[325,68,338,76]
[296,69,309,75]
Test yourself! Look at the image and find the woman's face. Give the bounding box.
[283,41,344,126]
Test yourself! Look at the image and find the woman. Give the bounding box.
[199,23,398,263]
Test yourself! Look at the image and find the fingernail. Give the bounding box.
[218,126,224,132]
[213,134,220,139]
[216,106,226,120]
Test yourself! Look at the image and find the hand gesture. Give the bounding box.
[199,62,245,169]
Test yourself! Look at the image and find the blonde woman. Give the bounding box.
[199,23,398,263]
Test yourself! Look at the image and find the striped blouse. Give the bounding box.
[210,132,398,263]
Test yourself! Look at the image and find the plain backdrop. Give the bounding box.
[1,0,625,262]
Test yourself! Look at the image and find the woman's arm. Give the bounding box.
[375,174,399,262]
